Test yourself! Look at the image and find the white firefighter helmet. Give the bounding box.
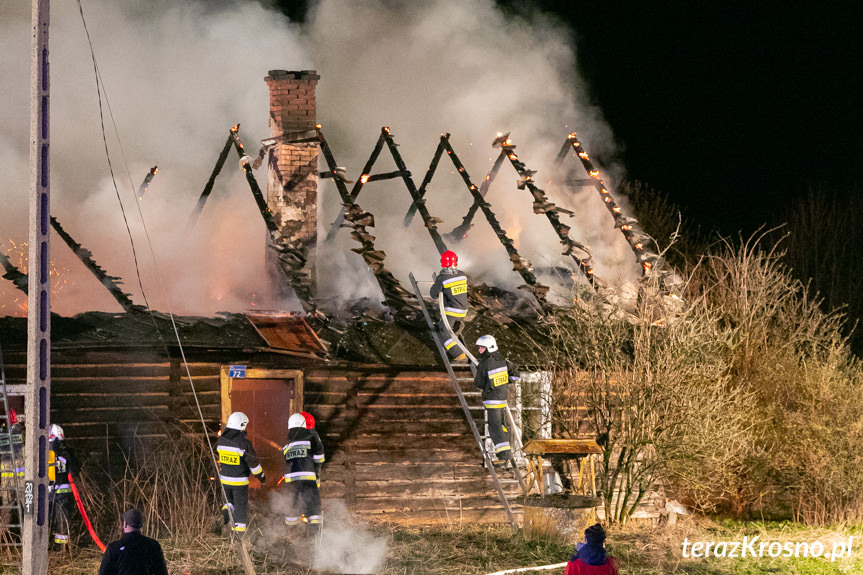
[476,334,498,353]
[288,413,307,430]
[226,412,249,431]
[49,424,65,441]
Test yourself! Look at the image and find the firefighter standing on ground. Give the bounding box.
[430,250,470,362]
[282,413,325,534]
[215,411,266,534]
[474,335,520,461]
[1,409,24,487]
[49,423,79,547]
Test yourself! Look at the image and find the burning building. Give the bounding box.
[0,68,673,528]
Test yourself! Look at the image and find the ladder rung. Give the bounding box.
[455,377,474,382]
[462,391,480,396]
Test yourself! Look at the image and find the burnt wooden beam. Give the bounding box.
[380,127,448,254]
[188,128,235,228]
[558,132,664,276]
[501,139,603,289]
[50,217,144,313]
[136,166,158,200]
[229,127,316,314]
[403,137,447,227]
[446,149,506,241]
[316,127,420,316]
[0,251,28,294]
[324,133,387,242]
[438,135,551,312]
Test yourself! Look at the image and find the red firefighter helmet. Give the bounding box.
[8,409,17,426]
[440,250,458,268]
[301,411,316,430]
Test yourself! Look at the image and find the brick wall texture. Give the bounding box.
[264,70,319,292]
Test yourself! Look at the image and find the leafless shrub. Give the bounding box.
[537,230,863,524]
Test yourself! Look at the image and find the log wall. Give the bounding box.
[2,350,522,525]
[305,368,522,525]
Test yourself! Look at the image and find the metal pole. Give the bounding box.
[23,0,51,572]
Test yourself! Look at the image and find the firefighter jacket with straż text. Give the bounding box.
[49,439,79,494]
[216,429,264,486]
[474,350,520,408]
[430,267,469,319]
[282,427,325,483]
[1,422,24,480]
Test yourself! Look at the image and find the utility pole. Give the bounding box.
[23,0,51,572]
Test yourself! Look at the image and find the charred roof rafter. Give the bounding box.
[410,134,551,312]
[190,124,317,314]
[322,130,552,312]
[555,132,666,277]
[315,126,421,317]
[498,136,604,290]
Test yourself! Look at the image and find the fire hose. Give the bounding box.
[484,563,568,575]
[68,473,107,552]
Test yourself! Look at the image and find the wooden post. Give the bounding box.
[23,0,51,572]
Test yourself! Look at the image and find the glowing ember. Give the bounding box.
[0,239,70,314]
[360,174,369,184]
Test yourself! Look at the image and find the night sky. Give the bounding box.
[283,1,862,236]
[521,2,863,235]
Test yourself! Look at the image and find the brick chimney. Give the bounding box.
[264,70,320,299]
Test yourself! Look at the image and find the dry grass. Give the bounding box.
[2,516,861,575]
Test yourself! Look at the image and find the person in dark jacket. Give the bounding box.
[49,423,79,547]
[473,335,519,461]
[282,413,325,535]
[215,411,266,534]
[564,523,619,575]
[429,250,470,362]
[98,508,168,575]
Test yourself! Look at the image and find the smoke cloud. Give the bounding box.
[0,0,636,316]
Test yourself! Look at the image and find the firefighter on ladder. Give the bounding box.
[49,423,79,548]
[215,412,266,535]
[474,335,520,463]
[282,413,325,535]
[430,250,470,362]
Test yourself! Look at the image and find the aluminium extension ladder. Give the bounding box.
[409,273,528,530]
[0,342,24,551]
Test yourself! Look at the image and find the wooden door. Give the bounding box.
[220,367,303,489]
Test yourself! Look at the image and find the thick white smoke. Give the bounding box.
[0,0,637,316]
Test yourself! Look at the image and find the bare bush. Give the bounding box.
[541,231,863,524]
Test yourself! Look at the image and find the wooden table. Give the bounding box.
[522,439,602,496]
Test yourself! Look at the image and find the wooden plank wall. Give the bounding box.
[305,368,523,526]
[1,350,223,468]
[3,350,522,525]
